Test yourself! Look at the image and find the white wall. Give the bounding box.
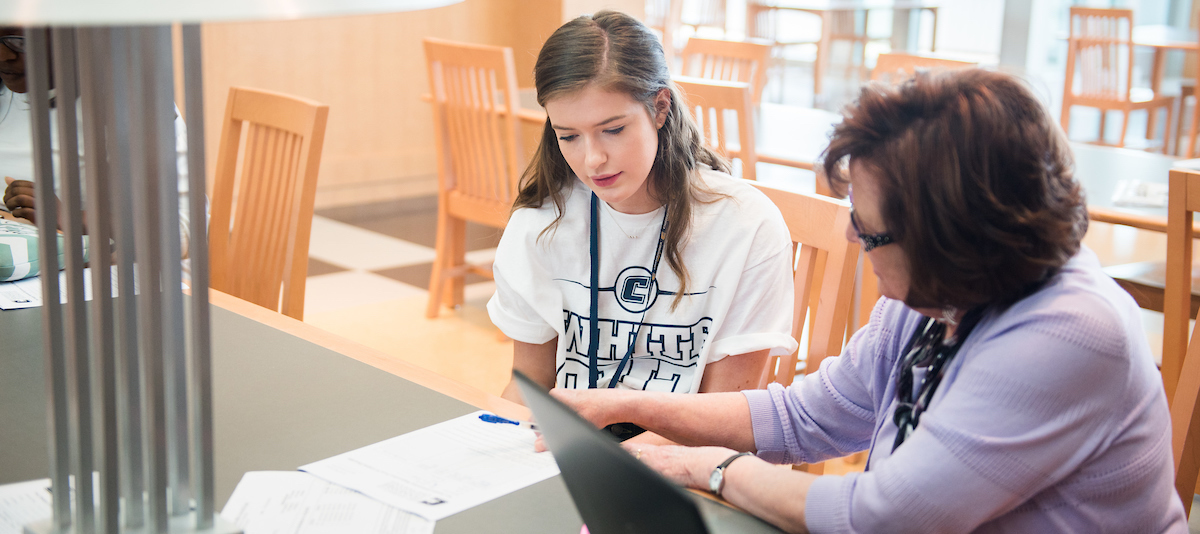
[933,0,1005,58]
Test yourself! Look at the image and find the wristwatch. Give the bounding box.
[709,451,753,497]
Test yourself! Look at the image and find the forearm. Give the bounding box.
[638,444,816,534]
[617,391,757,451]
[717,455,814,534]
[505,338,557,406]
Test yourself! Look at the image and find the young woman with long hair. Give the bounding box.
[488,11,797,403]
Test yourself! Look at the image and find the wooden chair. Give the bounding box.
[1166,169,1200,405]
[675,76,758,181]
[209,87,329,321]
[870,52,976,83]
[680,37,773,104]
[423,38,523,318]
[749,181,859,386]
[1061,7,1174,153]
[1165,167,1200,515]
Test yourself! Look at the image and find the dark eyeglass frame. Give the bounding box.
[0,35,24,55]
[849,205,895,252]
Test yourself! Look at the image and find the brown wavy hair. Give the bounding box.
[513,10,728,307]
[822,69,1087,309]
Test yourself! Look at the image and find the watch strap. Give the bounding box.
[710,451,753,497]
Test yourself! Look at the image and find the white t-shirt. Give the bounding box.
[0,89,195,259]
[488,167,798,393]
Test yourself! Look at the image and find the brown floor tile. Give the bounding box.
[372,262,491,290]
[316,195,502,251]
[307,257,349,277]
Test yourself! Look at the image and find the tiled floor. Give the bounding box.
[301,196,514,396]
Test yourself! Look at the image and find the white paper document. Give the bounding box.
[221,471,433,534]
[0,266,127,310]
[300,411,559,521]
[0,478,51,534]
[1112,179,1169,208]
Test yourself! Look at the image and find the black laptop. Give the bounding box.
[513,371,781,534]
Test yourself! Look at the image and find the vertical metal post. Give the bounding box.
[107,26,146,529]
[144,24,192,517]
[77,26,120,534]
[182,23,215,529]
[27,26,72,532]
[126,25,169,532]
[52,27,97,534]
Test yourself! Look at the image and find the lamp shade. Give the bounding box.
[0,0,463,25]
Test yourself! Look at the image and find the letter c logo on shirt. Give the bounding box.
[615,266,658,313]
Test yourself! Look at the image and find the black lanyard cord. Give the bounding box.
[587,192,668,389]
[588,193,601,389]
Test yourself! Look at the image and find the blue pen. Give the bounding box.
[479,413,539,432]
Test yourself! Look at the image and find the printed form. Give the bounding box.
[300,411,559,521]
[0,266,128,310]
[0,478,51,533]
[222,471,433,534]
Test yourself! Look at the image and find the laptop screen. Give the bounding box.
[513,370,710,534]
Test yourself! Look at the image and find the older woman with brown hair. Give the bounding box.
[548,69,1188,533]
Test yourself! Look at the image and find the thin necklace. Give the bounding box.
[602,203,656,239]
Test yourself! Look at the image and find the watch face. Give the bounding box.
[709,468,723,494]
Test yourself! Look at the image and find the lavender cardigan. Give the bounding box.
[744,248,1188,533]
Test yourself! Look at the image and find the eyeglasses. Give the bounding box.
[849,205,894,252]
[0,36,24,55]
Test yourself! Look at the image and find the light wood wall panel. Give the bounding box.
[196,0,644,208]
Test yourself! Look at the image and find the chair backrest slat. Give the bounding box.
[676,76,758,181]
[425,38,523,225]
[209,86,329,320]
[1064,7,1134,103]
[680,37,772,104]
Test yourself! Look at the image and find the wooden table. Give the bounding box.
[1072,142,1178,230]
[756,102,841,173]
[1134,25,1198,139]
[1136,25,1199,95]
[0,290,780,533]
[1067,143,1200,327]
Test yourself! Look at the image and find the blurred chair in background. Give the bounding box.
[209,87,329,321]
[680,37,773,104]
[1061,7,1174,152]
[423,38,524,318]
[676,76,758,180]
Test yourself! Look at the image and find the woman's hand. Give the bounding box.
[622,443,737,491]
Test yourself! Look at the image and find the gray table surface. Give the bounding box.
[0,300,581,533]
[0,298,781,533]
